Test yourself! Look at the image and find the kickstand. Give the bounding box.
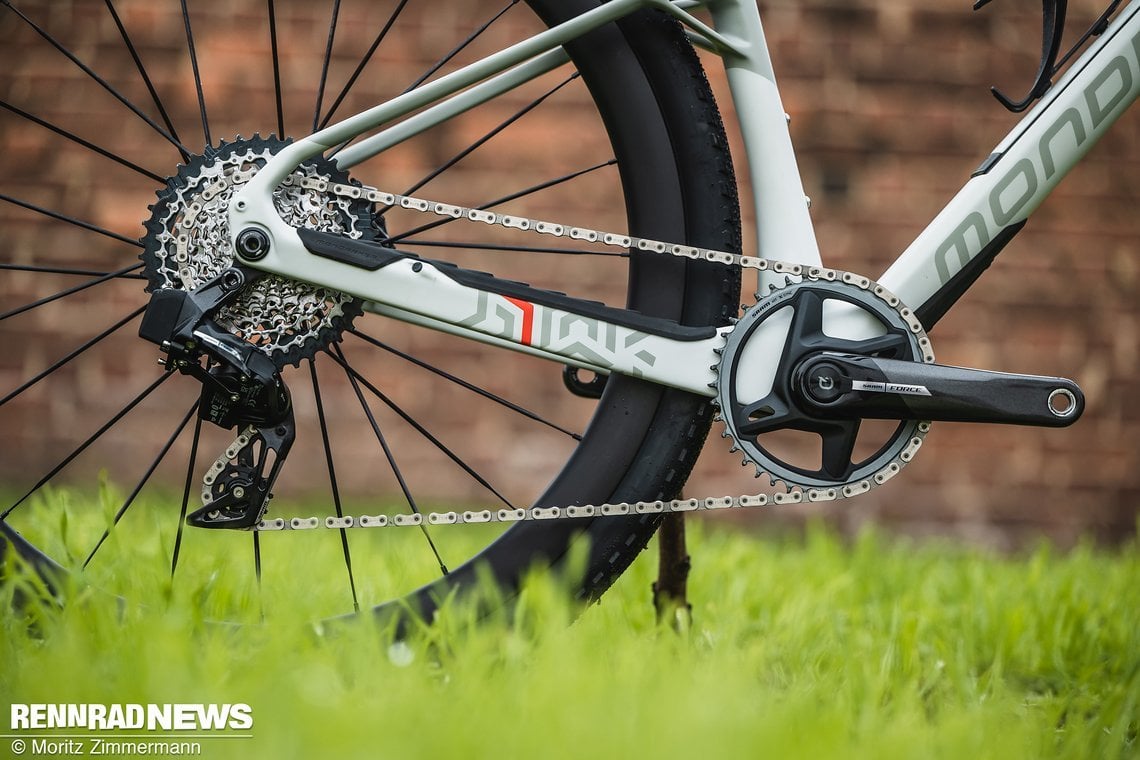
[652,511,693,631]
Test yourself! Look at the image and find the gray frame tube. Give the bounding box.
[880,2,1140,313]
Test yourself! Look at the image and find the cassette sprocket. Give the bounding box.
[140,135,377,368]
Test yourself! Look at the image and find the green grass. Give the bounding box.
[1,491,1138,759]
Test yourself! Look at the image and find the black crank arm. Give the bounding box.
[794,352,1084,427]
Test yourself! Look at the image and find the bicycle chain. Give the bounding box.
[195,172,934,532]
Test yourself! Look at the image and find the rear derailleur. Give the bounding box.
[139,267,294,529]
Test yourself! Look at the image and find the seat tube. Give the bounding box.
[706,0,822,283]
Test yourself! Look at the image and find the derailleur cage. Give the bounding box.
[139,266,296,529]
[187,408,296,530]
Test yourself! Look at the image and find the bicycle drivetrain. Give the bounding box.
[136,173,1086,532]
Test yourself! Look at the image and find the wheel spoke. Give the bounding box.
[1,193,144,249]
[170,414,203,579]
[0,263,144,323]
[0,306,145,408]
[330,347,515,510]
[2,1,188,156]
[252,532,263,612]
[309,359,359,613]
[103,0,189,163]
[0,263,145,279]
[83,400,199,569]
[401,0,520,96]
[388,159,617,243]
[350,328,581,441]
[0,0,716,617]
[179,0,211,147]
[1,372,172,521]
[0,101,164,183]
[312,0,342,133]
[324,0,523,153]
[331,344,449,577]
[318,0,411,130]
[267,0,286,138]
[400,72,579,200]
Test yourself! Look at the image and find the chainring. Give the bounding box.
[715,278,935,492]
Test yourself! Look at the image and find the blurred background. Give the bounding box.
[1,0,1136,550]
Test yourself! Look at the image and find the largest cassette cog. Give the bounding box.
[141,135,377,368]
[716,278,935,493]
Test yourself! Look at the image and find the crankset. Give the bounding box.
[716,279,1084,493]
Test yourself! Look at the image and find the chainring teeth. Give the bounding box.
[714,276,934,500]
[140,135,374,368]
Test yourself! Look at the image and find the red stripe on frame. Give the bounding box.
[504,296,535,346]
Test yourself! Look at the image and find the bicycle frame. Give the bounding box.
[227,0,1140,398]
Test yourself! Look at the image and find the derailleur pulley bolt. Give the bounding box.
[221,270,243,290]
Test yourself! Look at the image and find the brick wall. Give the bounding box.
[1,0,1137,547]
[692,0,1140,546]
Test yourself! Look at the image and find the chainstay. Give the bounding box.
[242,175,934,532]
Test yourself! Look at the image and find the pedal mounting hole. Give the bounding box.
[1048,388,1077,417]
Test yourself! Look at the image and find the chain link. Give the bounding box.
[213,175,935,532]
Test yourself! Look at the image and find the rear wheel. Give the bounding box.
[0,0,741,622]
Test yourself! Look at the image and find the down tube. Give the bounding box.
[878,2,1140,322]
